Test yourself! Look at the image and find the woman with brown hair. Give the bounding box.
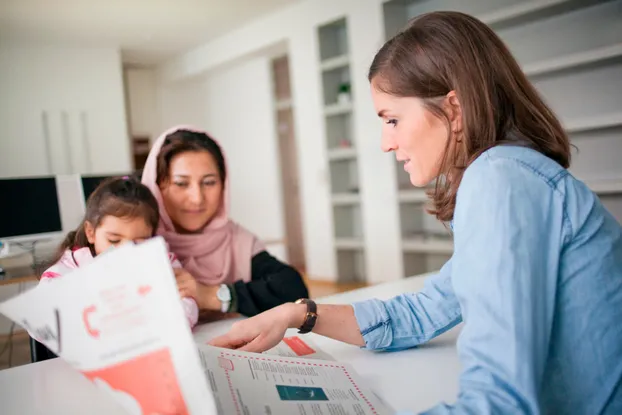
[210,11,622,414]
[141,126,308,318]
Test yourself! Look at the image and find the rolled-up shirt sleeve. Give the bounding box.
[352,259,462,352]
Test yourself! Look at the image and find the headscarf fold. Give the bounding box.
[141,125,264,285]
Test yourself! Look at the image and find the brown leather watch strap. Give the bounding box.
[294,298,318,334]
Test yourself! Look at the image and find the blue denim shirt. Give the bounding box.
[353,146,622,414]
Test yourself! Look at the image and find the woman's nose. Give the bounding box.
[381,133,397,153]
[188,184,205,205]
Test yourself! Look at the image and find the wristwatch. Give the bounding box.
[294,298,318,334]
[216,284,231,313]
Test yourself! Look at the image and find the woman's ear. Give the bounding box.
[84,221,96,244]
[445,90,463,136]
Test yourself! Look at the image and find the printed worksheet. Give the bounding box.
[199,344,391,415]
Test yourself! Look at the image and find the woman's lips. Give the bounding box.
[183,209,205,215]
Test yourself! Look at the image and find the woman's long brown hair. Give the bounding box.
[369,11,570,222]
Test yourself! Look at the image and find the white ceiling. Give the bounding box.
[0,0,299,65]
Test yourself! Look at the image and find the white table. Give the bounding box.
[0,275,461,414]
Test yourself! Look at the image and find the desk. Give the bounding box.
[0,275,461,414]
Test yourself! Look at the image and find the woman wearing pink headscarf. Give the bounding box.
[141,126,308,317]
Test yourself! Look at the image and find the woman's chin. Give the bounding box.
[409,174,429,188]
[174,219,210,234]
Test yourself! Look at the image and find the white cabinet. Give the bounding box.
[0,44,131,178]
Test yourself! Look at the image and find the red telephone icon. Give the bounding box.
[83,305,100,338]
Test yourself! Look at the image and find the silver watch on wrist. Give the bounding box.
[216,284,231,313]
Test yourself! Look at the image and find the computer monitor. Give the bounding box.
[80,175,119,202]
[0,177,64,243]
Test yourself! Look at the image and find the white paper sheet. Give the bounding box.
[0,238,217,415]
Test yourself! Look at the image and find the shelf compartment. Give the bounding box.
[600,194,622,225]
[325,111,353,151]
[400,199,448,237]
[398,189,428,203]
[335,237,365,250]
[320,54,350,72]
[403,252,451,277]
[563,113,622,134]
[322,65,351,106]
[402,237,454,255]
[324,102,353,117]
[336,247,366,283]
[332,192,361,206]
[327,147,356,161]
[318,18,349,61]
[329,158,359,195]
[333,204,363,239]
[586,179,622,195]
[524,43,622,78]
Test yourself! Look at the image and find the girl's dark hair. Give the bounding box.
[368,11,570,222]
[156,129,226,186]
[49,177,160,268]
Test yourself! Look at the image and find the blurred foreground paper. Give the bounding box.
[0,237,217,415]
[0,237,391,415]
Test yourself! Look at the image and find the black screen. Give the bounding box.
[0,177,63,238]
[81,175,117,201]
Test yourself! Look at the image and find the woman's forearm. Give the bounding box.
[287,303,365,347]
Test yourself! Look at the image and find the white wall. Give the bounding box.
[125,67,159,142]
[204,57,287,259]
[0,42,131,178]
[156,77,209,135]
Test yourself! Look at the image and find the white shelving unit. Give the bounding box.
[585,178,622,195]
[320,54,350,72]
[382,0,622,277]
[332,192,361,206]
[524,43,622,78]
[563,113,622,134]
[327,147,357,161]
[318,17,366,282]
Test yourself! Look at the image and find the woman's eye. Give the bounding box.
[203,181,217,187]
[108,240,120,245]
[174,182,189,188]
[386,119,398,127]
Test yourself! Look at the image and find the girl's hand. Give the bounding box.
[209,303,304,353]
[174,268,220,311]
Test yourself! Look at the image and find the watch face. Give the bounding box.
[217,285,231,302]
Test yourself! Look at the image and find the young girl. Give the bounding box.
[41,176,199,328]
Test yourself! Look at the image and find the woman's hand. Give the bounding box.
[209,303,305,353]
[174,268,220,311]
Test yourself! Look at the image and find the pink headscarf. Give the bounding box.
[141,125,264,285]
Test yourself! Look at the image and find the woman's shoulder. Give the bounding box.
[455,145,569,227]
[230,222,266,255]
[464,145,568,192]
